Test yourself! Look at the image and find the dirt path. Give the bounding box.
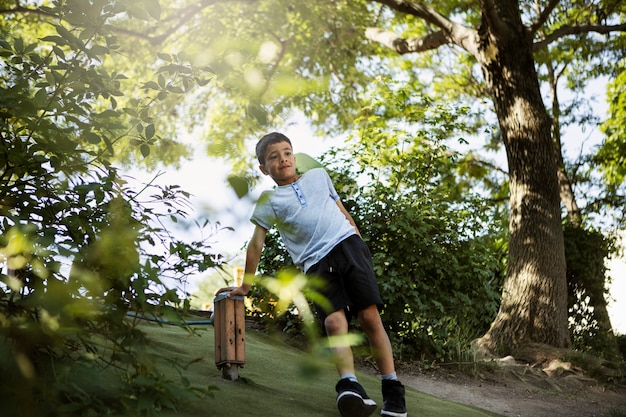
[360,355,626,417]
[394,359,626,417]
[400,368,626,416]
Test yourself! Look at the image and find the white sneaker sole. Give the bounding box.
[337,391,377,417]
[381,410,407,417]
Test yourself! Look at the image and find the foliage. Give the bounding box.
[250,230,310,343]
[5,0,620,227]
[599,64,626,185]
[327,82,505,360]
[0,2,221,415]
[563,224,618,357]
[597,63,626,229]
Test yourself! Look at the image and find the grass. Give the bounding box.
[139,320,501,417]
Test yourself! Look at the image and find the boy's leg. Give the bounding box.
[325,310,377,417]
[358,305,407,417]
[357,305,395,375]
[324,310,355,375]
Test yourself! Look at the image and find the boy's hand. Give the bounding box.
[216,286,248,297]
[229,286,248,297]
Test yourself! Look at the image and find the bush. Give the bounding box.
[0,3,220,414]
[564,224,619,358]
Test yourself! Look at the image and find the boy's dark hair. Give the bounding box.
[256,132,292,164]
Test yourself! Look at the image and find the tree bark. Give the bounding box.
[472,0,570,354]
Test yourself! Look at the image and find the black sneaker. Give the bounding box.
[335,378,377,417]
[381,380,407,417]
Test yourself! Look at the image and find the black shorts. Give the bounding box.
[306,235,383,324]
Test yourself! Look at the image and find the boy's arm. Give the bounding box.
[226,224,267,297]
[336,199,361,237]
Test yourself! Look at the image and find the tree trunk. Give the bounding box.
[473,2,571,355]
[588,293,619,353]
[546,62,583,227]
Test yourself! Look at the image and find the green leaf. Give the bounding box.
[33,89,48,107]
[13,37,24,53]
[145,123,155,140]
[98,109,119,118]
[142,81,160,90]
[55,24,76,42]
[85,132,101,144]
[295,153,324,173]
[40,35,67,46]
[123,107,138,116]
[79,27,98,40]
[157,52,171,61]
[227,174,249,198]
[88,45,109,57]
[52,45,65,59]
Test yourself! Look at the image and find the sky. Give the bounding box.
[125,117,626,336]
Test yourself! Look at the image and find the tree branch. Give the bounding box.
[2,0,260,47]
[529,0,561,36]
[365,28,448,53]
[533,23,626,50]
[367,0,453,30]
[463,153,509,176]
[366,0,479,55]
[112,0,256,47]
[0,5,55,18]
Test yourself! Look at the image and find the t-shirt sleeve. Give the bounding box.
[321,169,340,202]
[250,190,275,230]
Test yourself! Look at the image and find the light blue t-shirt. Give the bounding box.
[251,168,356,272]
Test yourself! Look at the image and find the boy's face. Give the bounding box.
[259,141,298,185]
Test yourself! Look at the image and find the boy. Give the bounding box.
[225,132,407,417]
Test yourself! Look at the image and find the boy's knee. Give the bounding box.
[324,311,347,335]
[357,306,383,329]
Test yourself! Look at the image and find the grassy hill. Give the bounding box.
[140,320,501,417]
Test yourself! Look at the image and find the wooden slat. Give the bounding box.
[213,294,246,370]
[234,298,245,362]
